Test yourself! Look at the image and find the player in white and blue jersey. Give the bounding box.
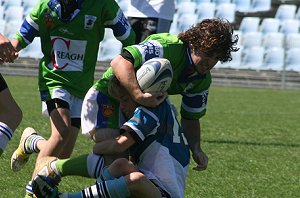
[32,75,190,198]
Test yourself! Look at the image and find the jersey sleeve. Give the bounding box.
[180,73,212,120]
[121,107,160,142]
[15,0,43,49]
[102,0,135,47]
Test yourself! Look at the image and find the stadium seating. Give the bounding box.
[278,19,300,35]
[177,13,197,32]
[241,31,263,49]
[259,18,281,34]
[232,0,251,12]
[285,48,300,72]
[262,47,285,71]
[241,46,264,70]
[262,32,284,49]
[215,46,243,69]
[3,0,23,9]
[4,6,24,23]
[176,1,196,17]
[275,4,297,20]
[239,17,260,33]
[196,2,216,22]
[212,0,231,6]
[215,3,236,23]
[285,33,300,49]
[251,0,272,12]
[194,0,211,3]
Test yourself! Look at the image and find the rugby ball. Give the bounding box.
[136,58,173,92]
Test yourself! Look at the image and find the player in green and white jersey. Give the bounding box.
[81,18,239,171]
[8,0,135,196]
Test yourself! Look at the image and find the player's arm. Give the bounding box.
[0,34,18,63]
[111,54,166,107]
[93,131,135,155]
[182,118,208,171]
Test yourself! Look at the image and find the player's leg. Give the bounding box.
[0,74,22,156]
[37,90,82,160]
[33,159,161,198]
[11,127,46,171]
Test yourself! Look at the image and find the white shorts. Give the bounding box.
[42,88,83,118]
[81,87,122,138]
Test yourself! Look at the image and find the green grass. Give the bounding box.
[1,75,300,197]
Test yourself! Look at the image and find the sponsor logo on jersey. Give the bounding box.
[84,15,97,30]
[102,104,114,117]
[58,27,74,35]
[135,40,163,62]
[49,36,87,71]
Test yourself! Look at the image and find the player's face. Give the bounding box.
[118,94,137,119]
[191,51,219,75]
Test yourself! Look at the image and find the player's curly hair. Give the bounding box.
[178,18,239,63]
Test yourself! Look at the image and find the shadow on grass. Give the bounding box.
[203,139,300,148]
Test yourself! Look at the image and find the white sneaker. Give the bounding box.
[11,127,37,172]
[33,156,61,185]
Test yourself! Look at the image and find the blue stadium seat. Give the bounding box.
[241,31,263,49]
[259,18,280,34]
[215,3,236,23]
[4,6,24,23]
[177,13,197,32]
[212,0,231,6]
[279,19,300,35]
[0,18,5,33]
[285,33,300,49]
[241,46,264,70]
[262,47,285,71]
[3,0,22,9]
[232,0,251,12]
[196,2,216,22]
[215,46,243,69]
[239,17,260,33]
[194,0,211,3]
[285,48,300,72]
[251,0,271,12]
[262,32,284,49]
[0,5,4,20]
[275,4,297,21]
[176,1,196,17]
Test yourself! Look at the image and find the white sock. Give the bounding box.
[0,122,13,152]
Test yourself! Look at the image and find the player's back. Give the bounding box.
[125,100,190,197]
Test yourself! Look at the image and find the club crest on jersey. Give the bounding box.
[102,104,114,117]
[45,9,55,28]
[84,15,97,30]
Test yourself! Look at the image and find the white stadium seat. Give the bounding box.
[241,31,262,49]
[239,17,260,33]
[259,18,280,34]
[196,2,216,22]
[285,33,300,49]
[262,32,284,49]
[262,47,285,71]
[241,46,264,70]
[275,4,297,21]
[285,48,300,72]
[215,3,236,23]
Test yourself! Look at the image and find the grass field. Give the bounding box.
[1,75,300,198]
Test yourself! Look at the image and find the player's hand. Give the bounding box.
[135,91,167,108]
[192,149,208,171]
[0,34,18,63]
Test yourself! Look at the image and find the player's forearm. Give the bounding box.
[110,55,144,102]
[182,118,201,152]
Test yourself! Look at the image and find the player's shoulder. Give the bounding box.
[145,33,183,45]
